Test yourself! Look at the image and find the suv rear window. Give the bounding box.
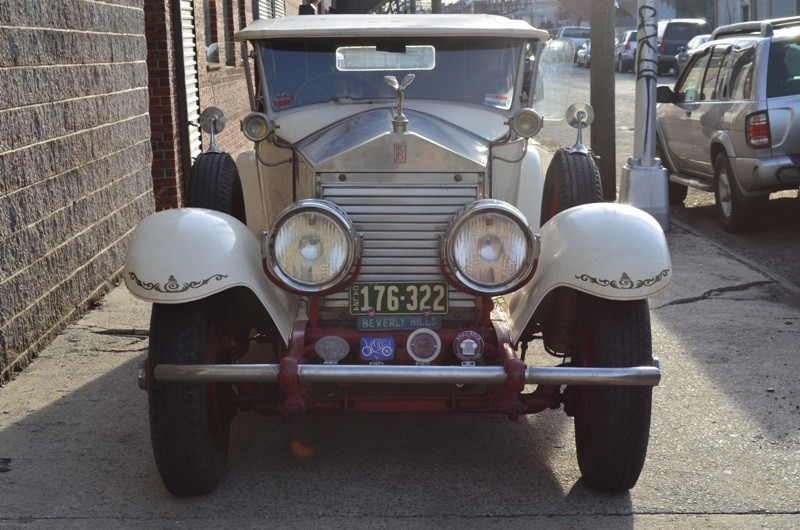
[767,40,800,97]
[664,24,702,40]
[562,28,590,39]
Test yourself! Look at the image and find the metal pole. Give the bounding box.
[618,0,670,231]
[589,0,617,201]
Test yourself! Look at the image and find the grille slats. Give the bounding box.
[320,173,482,312]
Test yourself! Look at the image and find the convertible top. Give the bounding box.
[235,14,549,42]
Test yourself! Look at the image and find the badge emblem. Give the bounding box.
[453,331,484,365]
[360,337,395,362]
[406,328,441,364]
[315,336,349,365]
[394,143,407,164]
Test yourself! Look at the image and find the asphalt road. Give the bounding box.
[0,67,799,528]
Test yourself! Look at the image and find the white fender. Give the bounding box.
[502,203,672,343]
[123,208,297,343]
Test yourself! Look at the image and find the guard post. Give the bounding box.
[618,0,670,231]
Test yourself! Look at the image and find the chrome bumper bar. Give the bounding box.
[152,359,661,387]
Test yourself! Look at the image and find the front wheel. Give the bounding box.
[573,296,653,491]
[148,300,241,495]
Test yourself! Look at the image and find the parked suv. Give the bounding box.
[657,19,712,75]
[615,30,638,73]
[673,33,710,78]
[555,25,590,61]
[656,16,800,232]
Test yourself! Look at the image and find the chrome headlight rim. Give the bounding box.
[509,108,543,139]
[443,199,535,295]
[266,199,359,293]
[241,112,273,142]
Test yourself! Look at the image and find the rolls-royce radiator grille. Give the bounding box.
[319,172,483,311]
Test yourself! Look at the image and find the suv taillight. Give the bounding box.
[658,41,666,53]
[624,42,631,52]
[746,111,771,149]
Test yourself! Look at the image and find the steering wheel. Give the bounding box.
[295,72,380,105]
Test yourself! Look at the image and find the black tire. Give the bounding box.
[188,152,246,224]
[573,296,653,492]
[714,152,752,233]
[614,54,621,72]
[539,149,603,353]
[148,300,235,495]
[656,139,687,205]
[540,148,603,226]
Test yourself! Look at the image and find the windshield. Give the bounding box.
[259,38,522,111]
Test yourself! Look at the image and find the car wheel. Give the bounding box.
[148,300,242,495]
[539,149,603,353]
[614,54,621,72]
[714,153,753,233]
[572,295,653,492]
[540,148,603,226]
[656,140,687,205]
[188,152,246,224]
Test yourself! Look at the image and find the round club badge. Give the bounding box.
[453,331,484,364]
[315,336,350,365]
[406,328,441,364]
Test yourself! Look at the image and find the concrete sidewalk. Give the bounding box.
[1,160,799,526]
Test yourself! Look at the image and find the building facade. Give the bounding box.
[0,0,302,383]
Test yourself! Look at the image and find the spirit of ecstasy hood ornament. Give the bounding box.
[383,74,415,133]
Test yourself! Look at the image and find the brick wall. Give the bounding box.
[0,0,155,383]
[197,0,254,156]
[145,0,308,212]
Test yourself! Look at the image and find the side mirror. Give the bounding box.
[656,85,675,104]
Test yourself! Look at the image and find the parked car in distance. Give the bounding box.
[576,41,592,67]
[657,18,712,75]
[656,16,800,232]
[124,14,671,496]
[615,30,638,73]
[555,25,590,61]
[674,33,710,78]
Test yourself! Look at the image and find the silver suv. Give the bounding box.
[656,16,800,232]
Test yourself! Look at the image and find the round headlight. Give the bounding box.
[443,200,535,295]
[266,200,359,292]
[510,108,543,139]
[242,112,273,142]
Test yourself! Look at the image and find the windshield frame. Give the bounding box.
[254,37,529,114]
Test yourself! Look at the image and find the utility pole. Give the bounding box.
[589,0,616,201]
[618,0,670,230]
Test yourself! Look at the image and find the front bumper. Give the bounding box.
[149,358,661,386]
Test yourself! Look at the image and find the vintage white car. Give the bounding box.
[125,14,672,496]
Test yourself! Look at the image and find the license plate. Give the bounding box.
[350,282,448,315]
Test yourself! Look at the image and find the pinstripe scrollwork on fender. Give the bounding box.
[127,272,228,293]
[575,269,670,289]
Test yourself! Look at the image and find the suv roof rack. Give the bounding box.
[711,15,800,40]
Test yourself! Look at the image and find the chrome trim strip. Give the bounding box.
[153,361,661,386]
